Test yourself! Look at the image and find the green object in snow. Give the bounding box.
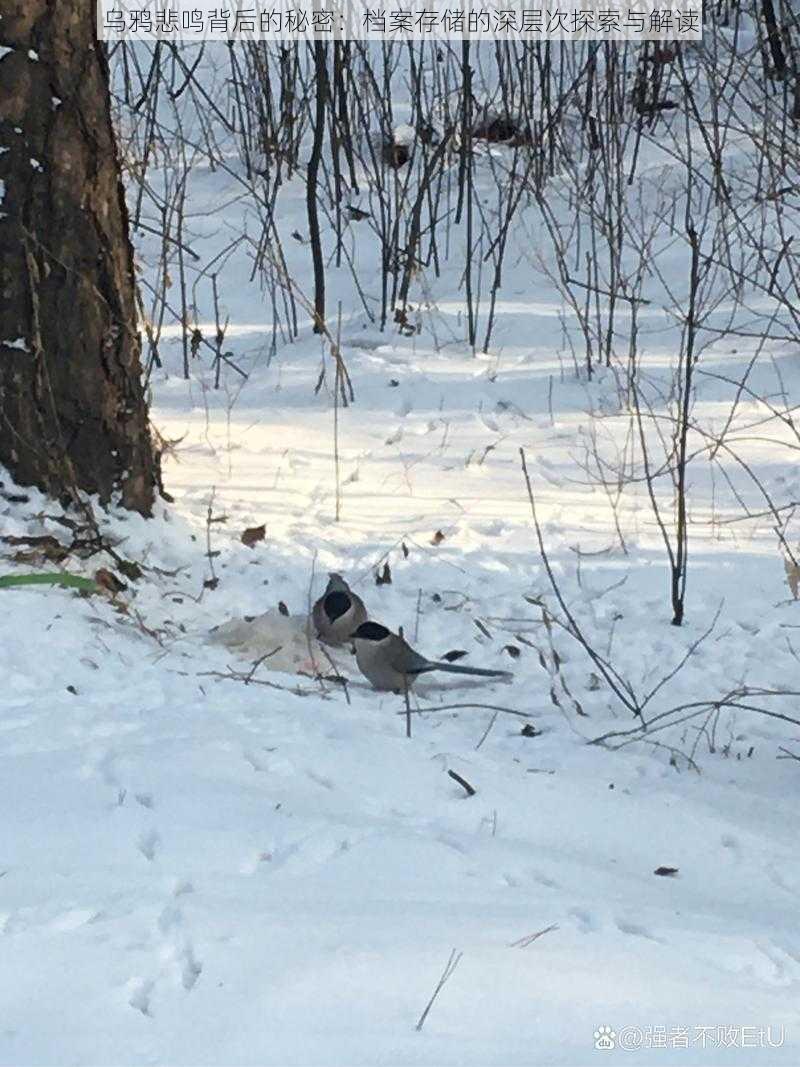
[0,572,97,592]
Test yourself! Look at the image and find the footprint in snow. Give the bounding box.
[243,749,267,773]
[766,864,797,897]
[568,907,600,933]
[473,520,504,537]
[49,908,98,932]
[532,871,561,891]
[178,944,203,991]
[616,919,661,942]
[242,831,358,877]
[306,769,335,790]
[157,903,182,935]
[127,978,154,1017]
[410,419,438,436]
[137,830,160,862]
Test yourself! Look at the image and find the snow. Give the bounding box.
[1,321,798,1063]
[2,32,800,1067]
[393,123,417,147]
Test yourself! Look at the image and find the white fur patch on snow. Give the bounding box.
[209,609,353,678]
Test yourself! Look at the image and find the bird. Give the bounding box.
[351,621,512,691]
[311,573,368,647]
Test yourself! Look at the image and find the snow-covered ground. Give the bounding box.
[3,34,800,1065]
[2,314,799,1065]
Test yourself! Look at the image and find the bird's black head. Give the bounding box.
[323,590,352,622]
[352,621,390,641]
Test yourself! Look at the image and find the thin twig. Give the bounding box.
[475,710,499,750]
[519,448,640,717]
[400,624,412,738]
[415,949,463,1032]
[333,301,342,522]
[509,923,559,949]
[244,647,282,683]
[399,703,533,720]
[447,769,476,797]
[318,645,351,705]
[197,666,324,697]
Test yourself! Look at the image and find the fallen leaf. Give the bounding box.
[241,524,266,548]
[654,866,679,877]
[94,568,127,595]
[504,644,521,659]
[785,557,800,599]
[520,723,541,738]
[278,601,289,616]
[441,649,468,662]
[376,562,392,585]
[3,533,63,550]
[431,530,446,545]
[117,559,142,581]
[4,534,69,563]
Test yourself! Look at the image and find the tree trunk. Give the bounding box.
[762,0,787,79]
[0,3,160,515]
[306,41,328,334]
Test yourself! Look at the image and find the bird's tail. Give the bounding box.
[428,661,512,679]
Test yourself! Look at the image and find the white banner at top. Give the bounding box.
[97,1,703,41]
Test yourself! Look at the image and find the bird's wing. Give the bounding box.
[311,597,326,632]
[387,638,431,676]
[350,589,367,614]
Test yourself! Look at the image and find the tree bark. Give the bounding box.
[306,41,327,334]
[0,2,160,514]
[762,0,787,79]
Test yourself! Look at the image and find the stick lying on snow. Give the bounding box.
[397,702,534,720]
